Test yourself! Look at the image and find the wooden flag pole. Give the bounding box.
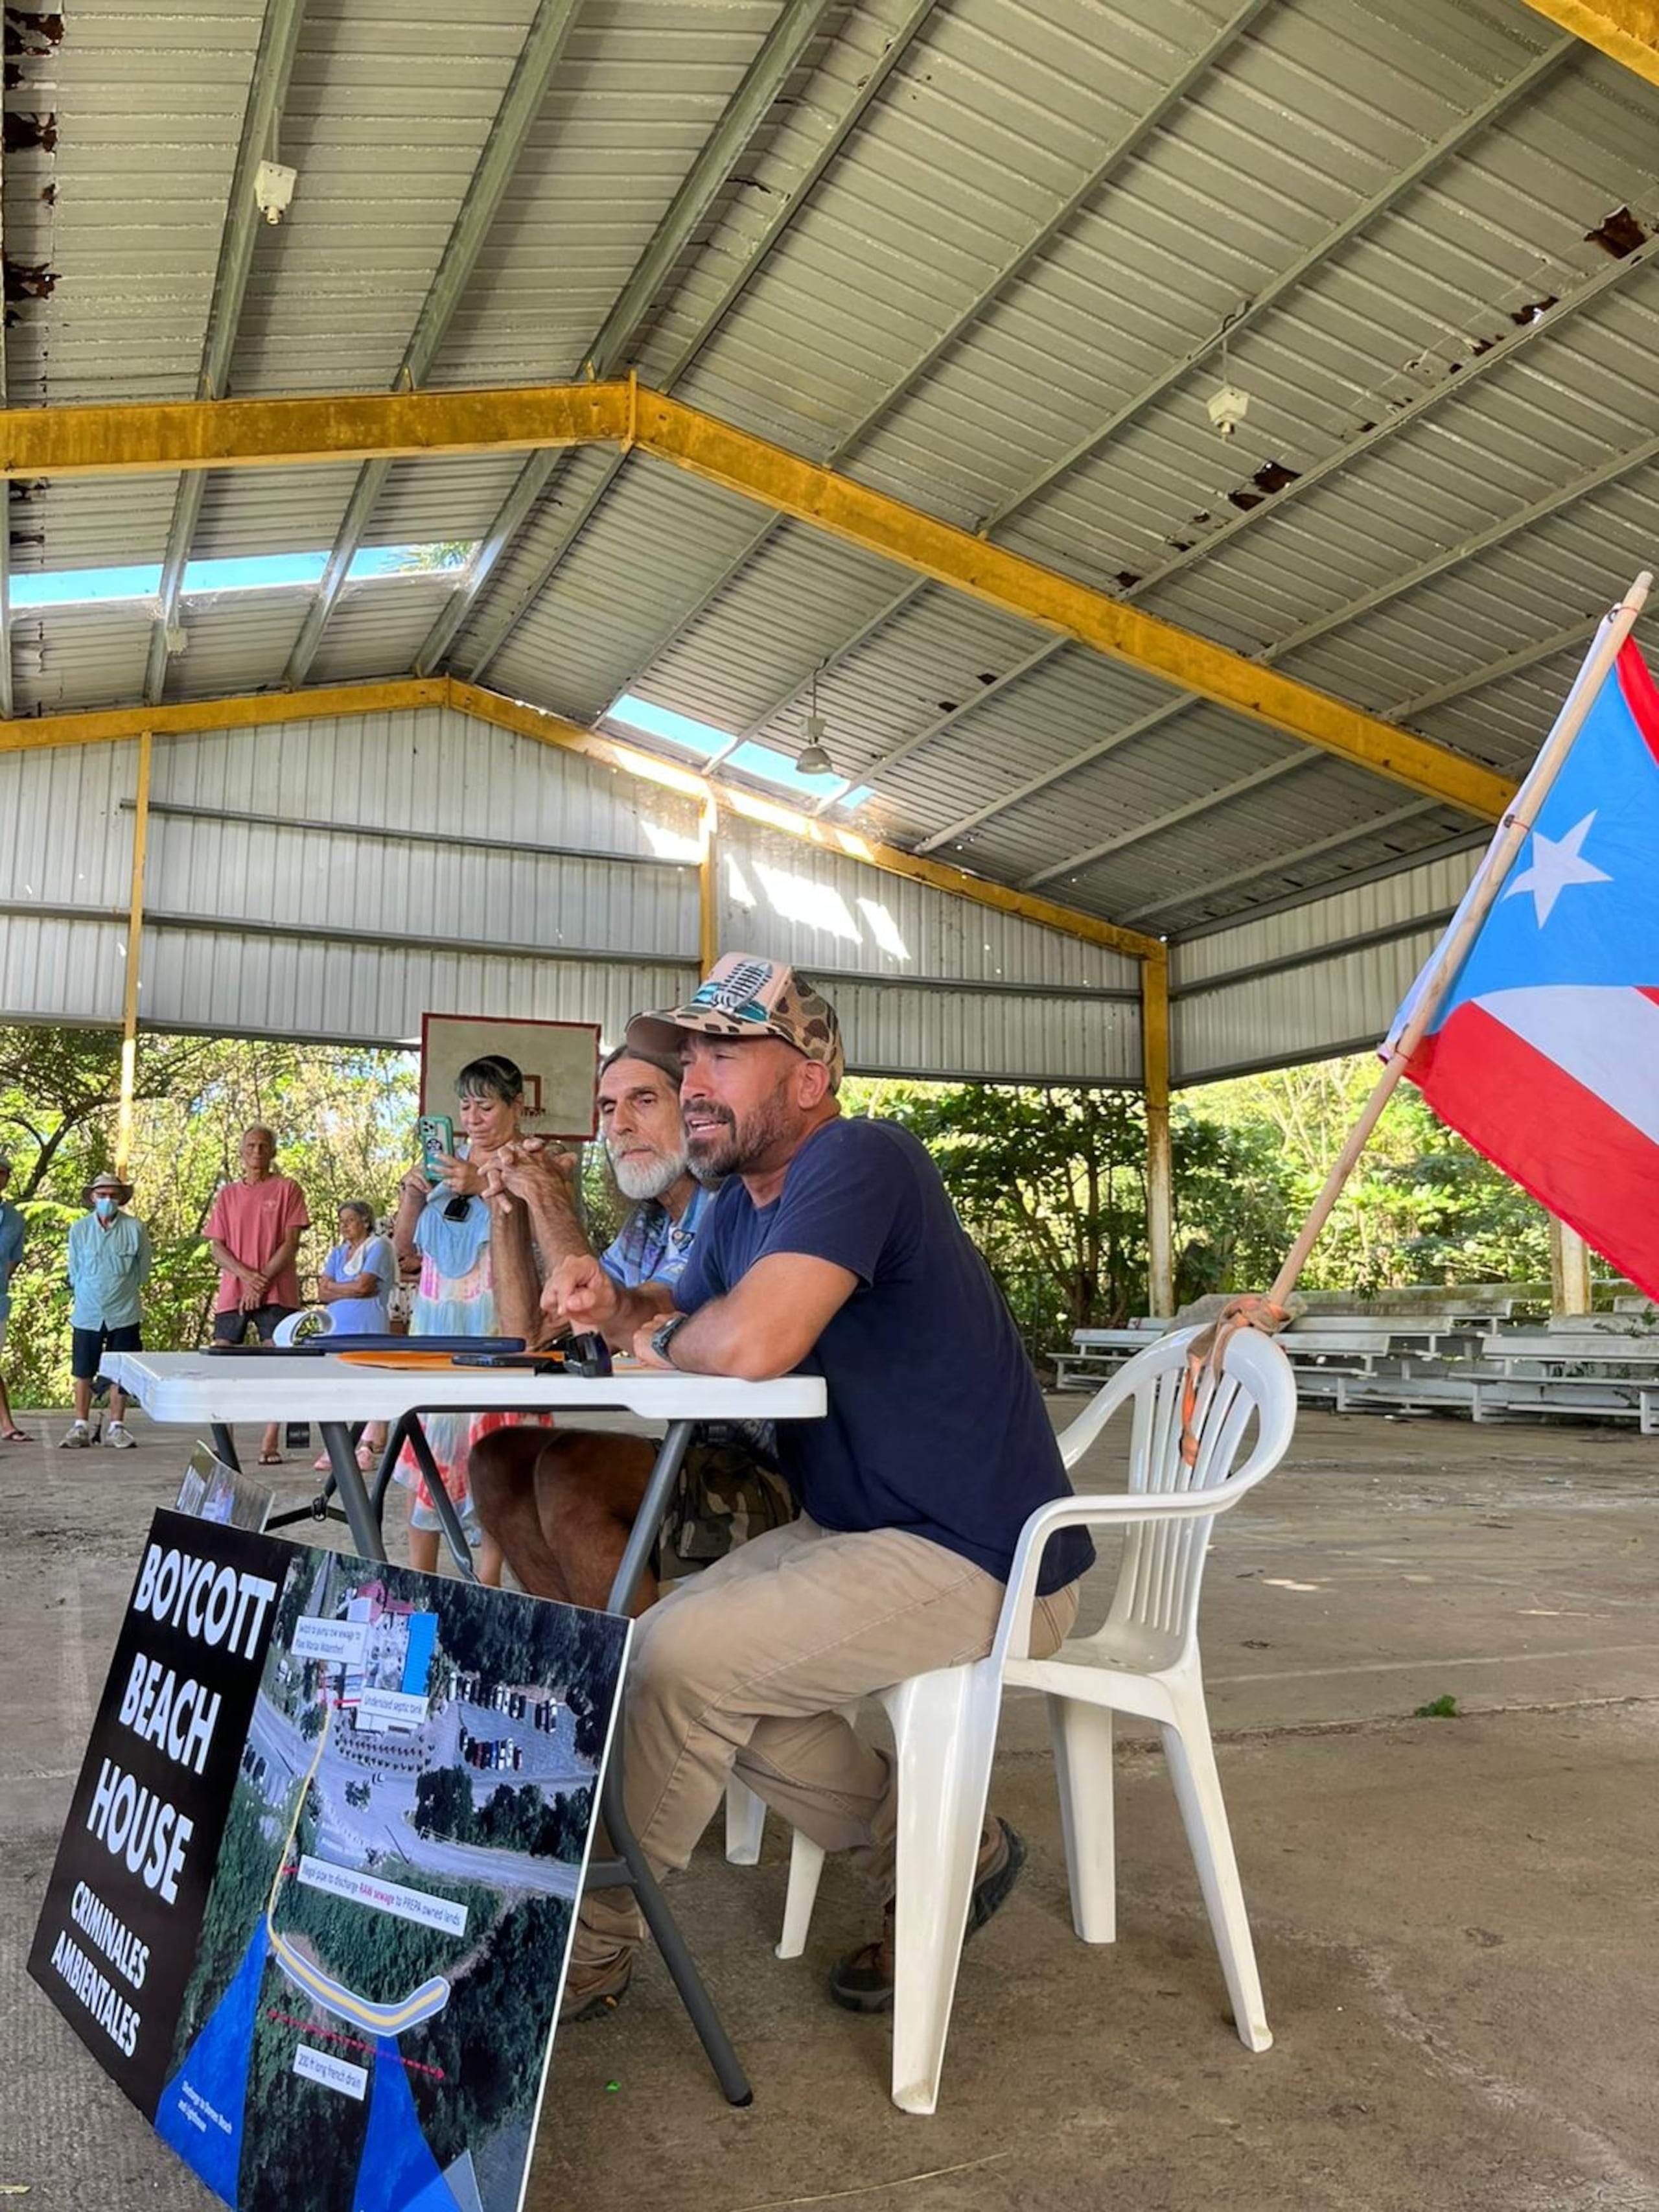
[1266,568,1653,1310]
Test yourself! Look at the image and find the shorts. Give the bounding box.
[408,1488,486,1545]
[213,1304,299,1345]
[660,1433,798,1581]
[0,1315,7,1355]
[71,1321,143,1382]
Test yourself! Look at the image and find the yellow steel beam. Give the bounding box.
[633,391,1515,822]
[115,727,154,1178]
[0,677,448,754]
[0,378,1511,820]
[1519,0,1659,87]
[0,381,628,479]
[698,795,721,973]
[1140,951,1174,1312]
[451,682,1165,960]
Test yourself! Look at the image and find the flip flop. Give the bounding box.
[258,1451,284,1466]
[2,1428,30,1442]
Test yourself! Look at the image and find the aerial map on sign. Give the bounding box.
[155,1548,629,2212]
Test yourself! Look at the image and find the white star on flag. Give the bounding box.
[1502,810,1611,927]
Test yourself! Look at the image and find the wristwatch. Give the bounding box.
[650,1312,690,1366]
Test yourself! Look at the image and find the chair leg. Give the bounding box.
[724,1776,767,1867]
[775,1833,827,1959]
[885,1664,1004,2116]
[1047,1695,1116,1944]
[1160,1702,1272,2052]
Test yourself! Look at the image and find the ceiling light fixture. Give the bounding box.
[1207,302,1251,439]
[796,664,834,776]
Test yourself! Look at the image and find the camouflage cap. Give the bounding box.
[627,953,844,1091]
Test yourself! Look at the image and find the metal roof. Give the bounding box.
[6,0,1659,977]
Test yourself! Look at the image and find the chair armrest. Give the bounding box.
[990,1488,1239,1669]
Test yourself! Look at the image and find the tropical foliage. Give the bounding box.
[0,1022,1565,1401]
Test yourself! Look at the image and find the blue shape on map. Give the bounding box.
[402,1613,438,1697]
[155,1922,272,2204]
[353,2034,459,2212]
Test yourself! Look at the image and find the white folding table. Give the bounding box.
[103,1347,825,2107]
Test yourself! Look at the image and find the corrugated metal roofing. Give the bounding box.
[8,0,1659,1069]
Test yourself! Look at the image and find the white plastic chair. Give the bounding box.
[725,1775,768,1864]
[760,1322,1298,2113]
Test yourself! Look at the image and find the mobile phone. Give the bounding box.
[452,1353,560,1371]
[417,1113,455,1179]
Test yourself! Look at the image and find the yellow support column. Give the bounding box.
[698,795,720,973]
[1549,1217,1593,1316]
[1141,950,1174,1320]
[115,729,153,1178]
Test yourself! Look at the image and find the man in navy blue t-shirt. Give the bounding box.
[552,955,1093,2023]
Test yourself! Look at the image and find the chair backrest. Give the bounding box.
[1059,1323,1298,1672]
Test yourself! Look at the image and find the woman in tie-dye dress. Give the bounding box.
[391,1053,550,1585]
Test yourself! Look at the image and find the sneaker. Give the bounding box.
[828,1816,1028,2016]
[58,1421,91,1450]
[106,1421,136,1450]
[558,1946,633,2025]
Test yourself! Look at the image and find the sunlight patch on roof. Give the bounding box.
[604,693,873,809]
[10,542,475,611]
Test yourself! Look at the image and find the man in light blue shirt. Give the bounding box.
[62,1169,152,1449]
[0,1153,27,1443]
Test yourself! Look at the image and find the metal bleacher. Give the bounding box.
[1051,1288,1659,1432]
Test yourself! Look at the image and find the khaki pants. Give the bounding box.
[578,1514,1082,1960]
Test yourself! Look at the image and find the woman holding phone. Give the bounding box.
[391,1053,548,1583]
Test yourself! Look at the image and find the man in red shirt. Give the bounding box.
[205,1125,310,1465]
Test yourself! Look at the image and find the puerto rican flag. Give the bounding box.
[1387,634,1659,1303]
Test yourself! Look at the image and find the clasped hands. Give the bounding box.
[402,1137,580,1213]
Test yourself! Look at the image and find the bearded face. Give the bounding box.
[599,1058,692,1201]
[680,1042,805,1180]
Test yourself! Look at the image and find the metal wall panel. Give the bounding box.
[147,705,701,957]
[141,932,695,1049]
[720,818,1139,991]
[1172,848,1482,987]
[1172,930,1444,1085]
[0,706,1150,1083]
[150,705,704,859]
[0,916,128,1026]
[829,977,1140,1086]
[1170,846,1483,1082]
[0,739,138,909]
[720,818,1141,1082]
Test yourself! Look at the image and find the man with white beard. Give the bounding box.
[468,1045,795,1610]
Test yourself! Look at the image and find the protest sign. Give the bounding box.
[31,1512,630,2212]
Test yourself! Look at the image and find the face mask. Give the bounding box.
[94,1196,118,1219]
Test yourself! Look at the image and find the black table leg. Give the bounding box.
[319,1423,387,1563]
[210,1423,240,1474]
[586,1419,754,2107]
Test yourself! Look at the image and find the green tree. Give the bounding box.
[1196,1056,1555,1293]
[858,1079,1291,1345]
[0,1023,418,1404]
[391,539,473,572]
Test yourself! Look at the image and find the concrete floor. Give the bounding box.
[3,1401,1656,2211]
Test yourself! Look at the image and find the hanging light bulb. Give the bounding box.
[796,664,835,776]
